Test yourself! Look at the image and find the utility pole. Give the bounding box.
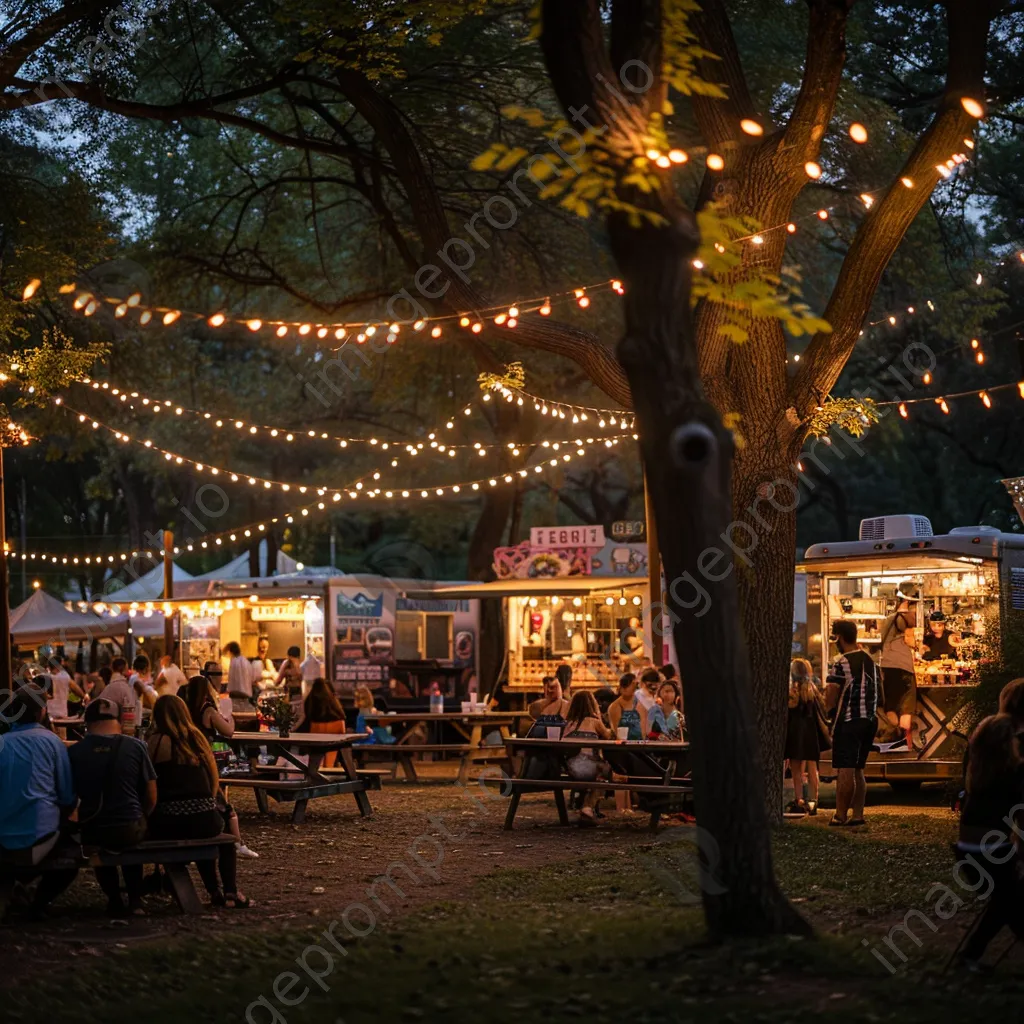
[0,445,10,685]
[163,529,175,661]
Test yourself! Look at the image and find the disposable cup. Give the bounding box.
[546,726,562,740]
[616,727,629,741]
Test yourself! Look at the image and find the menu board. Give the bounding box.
[1011,568,1024,610]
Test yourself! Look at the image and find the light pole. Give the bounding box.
[0,418,30,685]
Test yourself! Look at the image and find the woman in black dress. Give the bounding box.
[785,658,824,815]
[146,695,250,907]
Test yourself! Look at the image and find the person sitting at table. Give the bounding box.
[555,663,573,699]
[68,697,157,916]
[145,695,249,908]
[0,684,79,917]
[527,676,570,730]
[636,669,661,717]
[297,679,355,764]
[563,691,624,827]
[352,685,389,745]
[607,673,648,815]
[648,679,683,740]
[957,713,1024,970]
[183,676,259,861]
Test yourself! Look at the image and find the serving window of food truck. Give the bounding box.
[800,518,1024,781]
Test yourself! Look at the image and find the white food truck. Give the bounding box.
[799,515,1024,785]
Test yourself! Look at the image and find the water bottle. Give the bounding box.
[429,684,444,715]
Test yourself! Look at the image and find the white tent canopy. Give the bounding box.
[192,540,298,580]
[103,562,194,603]
[10,589,121,647]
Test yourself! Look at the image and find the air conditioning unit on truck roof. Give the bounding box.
[858,515,933,541]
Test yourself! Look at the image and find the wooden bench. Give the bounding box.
[0,835,235,915]
[223,772,382,823]
[500,778,693,832]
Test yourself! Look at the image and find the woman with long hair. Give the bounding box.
[958,714,1024,968]
[298,678,349,766]
[146,695,249,907]
[784,658,823,815]
[182,676,258,860]
[562,691,622,827]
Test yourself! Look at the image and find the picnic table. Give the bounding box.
[358,712,520,784]
[221,732,379,824]
[50,715,87,740]
[502,735,692,832]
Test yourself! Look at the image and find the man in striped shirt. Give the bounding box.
[826,620,881,827]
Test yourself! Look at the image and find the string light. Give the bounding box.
[49,278,626,343]
[960,97,984,118]
[706,154,724,171]
[740,119,764,137]
[849,123,868,143]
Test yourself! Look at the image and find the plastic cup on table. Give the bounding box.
[616,727,629,741]
[546,726,562,740]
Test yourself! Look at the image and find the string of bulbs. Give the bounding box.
[21,277,623,345]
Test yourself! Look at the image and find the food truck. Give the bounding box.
[84,572,479,695]
[418,525,667,695]
[799,515,1024,784]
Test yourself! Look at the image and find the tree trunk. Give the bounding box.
[467,487,516,694]
[730,447,800,819]
[609,209,807,940]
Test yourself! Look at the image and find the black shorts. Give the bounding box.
[832,717,877,770]
[881,667,917,717]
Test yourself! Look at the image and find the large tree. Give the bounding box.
[2,0,1021,935]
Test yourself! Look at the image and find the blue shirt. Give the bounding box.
[0,723,75,850]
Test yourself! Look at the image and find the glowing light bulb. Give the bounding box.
[645,148,661,160]
[898,403,908,419]
[860,194,874,208]
[900,177,914,188]
[668,149,688,163]
[578,296,590,308]
[431,326,443,338]
[692,259,704,269]
[540,301,552,315]
[980,391,992,408]
[459,316,470,327]
[208,312,225,327]
[976,350,985,365]
[276,325,288,337]
[247,318,262,331]
[298,324,311,335]
[804,161,822,179]
[706,153,724,171]
[849,123,868,143]
[471,322,483,333]
[22,279,41,300]
[817,209,829,220]
[751,235,764,245]
[960,97,984,118]
[923,371,932,386]
[656,155,671,168]
[740,119,763,136]
[786,223,796,234]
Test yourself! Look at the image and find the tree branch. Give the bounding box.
[790,0,997,417]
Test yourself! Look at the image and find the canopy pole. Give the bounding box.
[163,530,174,661]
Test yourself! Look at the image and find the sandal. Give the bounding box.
[224,892,251,908]
[846,818,867,827]
[828,816,849,827]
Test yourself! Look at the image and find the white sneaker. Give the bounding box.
[236,844,260,859]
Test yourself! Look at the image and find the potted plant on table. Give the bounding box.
[256,694,297,738]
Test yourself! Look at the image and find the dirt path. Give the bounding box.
[0,765,652,983]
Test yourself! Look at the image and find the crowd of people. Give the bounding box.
[522,663,685,825]
[0,677,252,919]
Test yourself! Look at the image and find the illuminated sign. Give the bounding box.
[529,525,605,548]
[251,601,306,622]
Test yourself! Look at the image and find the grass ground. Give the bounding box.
[2,777,1022,1023]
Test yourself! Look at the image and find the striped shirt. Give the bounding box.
[827,650,880,722]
